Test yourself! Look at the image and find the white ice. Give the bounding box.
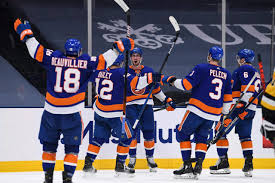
[1,169,275,183]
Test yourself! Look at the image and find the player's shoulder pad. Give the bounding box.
[78,53,90,60]
[239,64,256,73]
[142,65,154,73]
[51,50,64,57]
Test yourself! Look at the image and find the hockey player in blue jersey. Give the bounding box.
[161,46,232,179]
[14,18,134,183]
[82,52,162,175]
[209,49,261,177]
[126,47,176,172]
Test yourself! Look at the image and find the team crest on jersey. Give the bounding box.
[97,20,184,49]
[131,87,146,95]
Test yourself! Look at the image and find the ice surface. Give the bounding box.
[0,169,275,183]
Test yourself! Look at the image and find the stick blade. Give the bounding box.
[114,0,129,12]
[169,16,180,32]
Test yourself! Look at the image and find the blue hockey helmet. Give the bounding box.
[208,46,223,61]
[130,47,143,57]
[237,49,255,63]
[64,38,82,56]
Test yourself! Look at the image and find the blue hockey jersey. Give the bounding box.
[174,63,232,121]
[91,67,139,118]
[232,64,261,111]
[26,38,113,114]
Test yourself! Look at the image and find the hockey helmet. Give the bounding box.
[208,46,223,61]
[237,49,255,63]
[130,47,143,57]
[64,38,82,56]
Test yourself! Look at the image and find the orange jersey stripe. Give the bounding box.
[178,110,190,131]
[189,98,222,115]
[88,144,101,154]
[64,154,78,164]
[123,119,132,138]
[42,152,56,161]
[46,92,85,106]
[249,97,258,105]
[152,86,161,94]
[180,141,191,149]
[130,76,138,91]
[35,45,44,62]
[241,141,253,149]
[223,94,233,102]
[232,91,241,98]
[241,85,255,92]
[195,143,207,151]
[14,19,22,31]
[117,145,129,154]
[182,79,192,90]
[95,99,123,111]
[130,139,137,148]
[96,54,106,70]
[126,94,153,102]
[216,139,229,147]
[144,140,155,149]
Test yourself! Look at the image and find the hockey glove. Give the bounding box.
[113,38,134,53]
[161,75,177,86]
[14,18,34,42]
[164,96,176,111]
[147,72,163,84]
[235,101,248,120]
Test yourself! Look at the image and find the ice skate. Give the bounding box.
[43,169,53,183]
[242,155,253,177]
[209,155,231,174]
[127,156,136,173]
[193,158,203,179]
[62,171,72,183]
[115,157,135,177]
[146,156,158,172]
[83,156,97,174]
[173,160,195,179]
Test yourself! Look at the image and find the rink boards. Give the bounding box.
[0,107,275,172]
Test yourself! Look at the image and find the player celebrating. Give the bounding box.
[82,53,162,175]
[14,18,134,183]
[209,49,261,177]
[162,46,232,179]
[126,47,176,172]
[261,68,275,149]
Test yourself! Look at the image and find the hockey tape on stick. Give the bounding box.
[114,0,129,13]
[133,16,180,129]
[153,101,188,112]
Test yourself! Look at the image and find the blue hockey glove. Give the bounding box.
[161,75,177,86]
[164,96,176,111]
[113,38,134,53]
[14,18,34,42]
[147,72,162,84]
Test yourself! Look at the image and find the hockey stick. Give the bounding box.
[114,0,130,116]
[153,101,188,112]
[257,54,266,90]
[132,16,180,129]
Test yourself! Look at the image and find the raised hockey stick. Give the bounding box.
[132,16,180,129]
[114,0,130,116]
[153,101,188,112]
[257,54,266,90]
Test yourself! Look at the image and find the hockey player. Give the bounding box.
[260,68,275,149]
[82,53,162,175]
[126,47,176,172]
[161,46,232,179]
[209,49,261,177]
[14,18,134,183]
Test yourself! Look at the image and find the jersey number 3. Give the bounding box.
[209,78,223,100]
[54,67,80,93]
